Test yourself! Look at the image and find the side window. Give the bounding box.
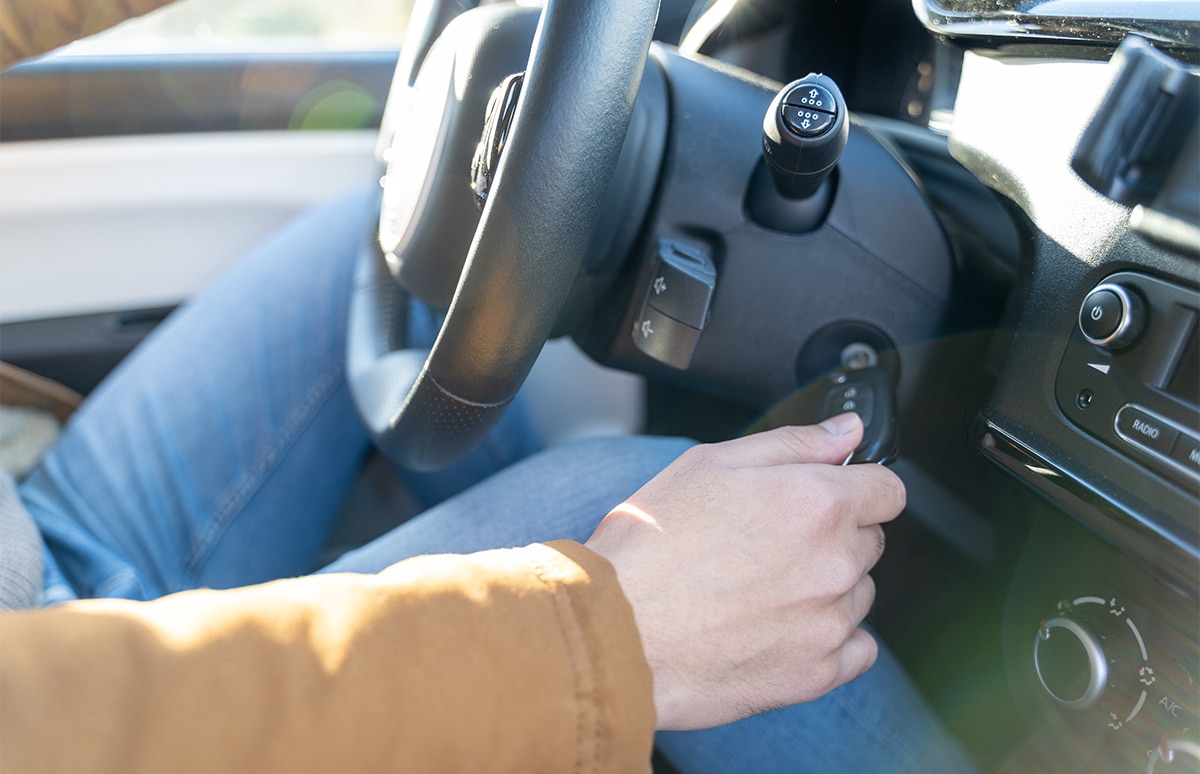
[71,0,414,53]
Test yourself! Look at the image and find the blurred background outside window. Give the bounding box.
[68,0,415,53]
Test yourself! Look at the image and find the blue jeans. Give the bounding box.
[18,189,974,773]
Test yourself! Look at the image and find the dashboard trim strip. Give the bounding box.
[979,419,1199,597]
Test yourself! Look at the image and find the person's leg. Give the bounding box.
[20,186,547,605]
[21,190,378,602]
[654,642,977,773]
[322,435,694,572]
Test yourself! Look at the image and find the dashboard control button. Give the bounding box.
[782,105,835,137]
[1034,616,1108,710]
[1169,433,1200,475]
[1115,404,1179,456]
[1079,289,1122,341]
[1148,735,1200,774]
[632,241,715,370]
[645,242,717,329]
[762,75,848,200]
[1056,272,1200,491]
[783,83,837,115]
[631,306,701,370]
[1078,282,1144,349]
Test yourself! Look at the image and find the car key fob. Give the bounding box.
[816,365,899,465]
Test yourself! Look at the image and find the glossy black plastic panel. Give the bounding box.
[1056,272,1200,498]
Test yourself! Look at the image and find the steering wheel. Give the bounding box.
[347,0,659,471]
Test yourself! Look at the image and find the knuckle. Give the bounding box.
[823,555,863,597]
[677,442,722,475]
[803,473,846,524]
[810,658,843,695]
[803,612,843,652]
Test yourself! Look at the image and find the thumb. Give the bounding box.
[713,413,864,468]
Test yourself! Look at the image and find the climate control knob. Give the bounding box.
[1033,616,1109,710]
[1079,282,1144,349]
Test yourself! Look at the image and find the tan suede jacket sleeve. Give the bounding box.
[0,0,175,68]
[0,541,656,773]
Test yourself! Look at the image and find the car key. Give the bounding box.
[815,365,899,465]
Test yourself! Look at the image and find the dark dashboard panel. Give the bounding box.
[948,30,1199,770]
[950,45,1199,571]
[1055,272,1200,511]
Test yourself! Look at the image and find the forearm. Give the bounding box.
[1,0,176,68]
[0,541,655,774]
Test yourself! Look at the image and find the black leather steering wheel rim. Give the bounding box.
[348,0,660,471]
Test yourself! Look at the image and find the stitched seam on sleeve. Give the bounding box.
[558,567,602,774]
[532,560,587,774]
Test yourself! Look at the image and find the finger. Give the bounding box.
[833,626,880,689]
[817,464,906,527]
[709,415,864,468]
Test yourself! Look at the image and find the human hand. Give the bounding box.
[584,413,904,731]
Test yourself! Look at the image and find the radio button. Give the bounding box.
[1115,405,1178,456]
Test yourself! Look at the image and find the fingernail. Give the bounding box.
[820,412,861,436]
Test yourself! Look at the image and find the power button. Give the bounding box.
[1079,283,1143,349]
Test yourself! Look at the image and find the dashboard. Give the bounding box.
[938,17,1200,772]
